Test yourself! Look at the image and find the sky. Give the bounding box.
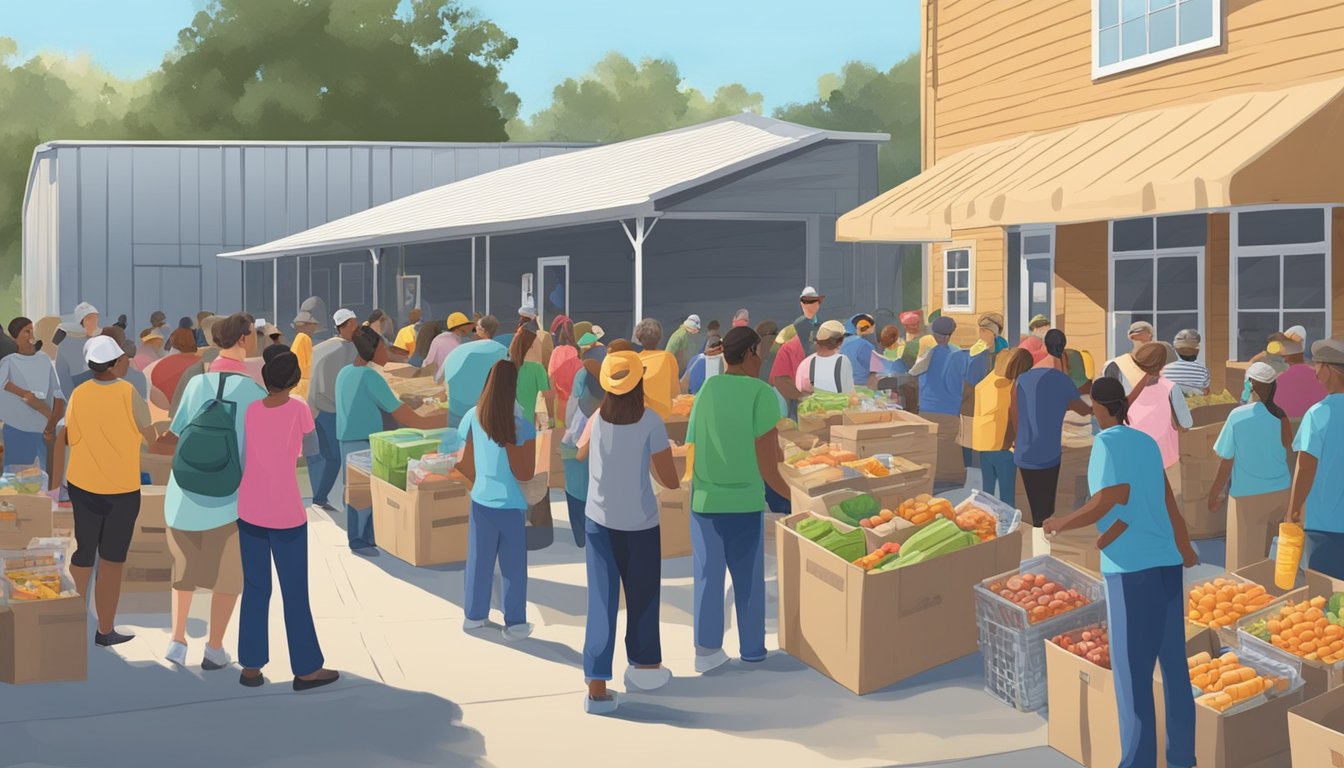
[0,0,920,116]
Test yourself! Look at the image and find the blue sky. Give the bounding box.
[0,0,920,116]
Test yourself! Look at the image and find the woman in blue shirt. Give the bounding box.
[458,360,538,642]
[1044,377,1198,768]
[1207,362,1293,570]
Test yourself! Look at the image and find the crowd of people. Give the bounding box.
[2,289,1344,732]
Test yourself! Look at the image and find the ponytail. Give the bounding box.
[1252,379,1288,422]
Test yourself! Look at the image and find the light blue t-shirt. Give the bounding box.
[441,339,509,428]
[334,365,402,442]
[165,372,266,532]
[1089,425,1182,574]
[1212,402,1292,498]
[1295,394,1344,534]
[458,405,537,510]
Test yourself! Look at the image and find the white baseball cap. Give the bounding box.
[518,302,538,319]
[74,302,99,322]
[1246,362,1279,384]
[333,308,357,326]
[83,335,124,365]
[684,314,701,331]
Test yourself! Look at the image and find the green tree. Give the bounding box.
[774,56,920,191]
[125,0,520,141]
[509,53,763,142]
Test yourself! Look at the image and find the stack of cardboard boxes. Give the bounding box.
[1178,402,1239,540]
[122,486,173,598]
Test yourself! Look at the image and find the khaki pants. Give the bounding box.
[924,412,966,487]
[1227,490,1289,571]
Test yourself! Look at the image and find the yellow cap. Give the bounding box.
[446,311,472,330]
[600,351,645,395]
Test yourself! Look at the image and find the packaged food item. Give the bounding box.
[0,467,49,496]
[1185,578,1274,628]
[1277,522,1305,590]
[0,546,76,603]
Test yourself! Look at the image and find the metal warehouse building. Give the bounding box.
[25,115,917,340]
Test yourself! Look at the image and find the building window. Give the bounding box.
[943,247,973,312]
[1232,208,1331,361]
[1109,215,1206,358]
[339,261,367,308]
[1094,0,1221,79]
[1020,227,1055,333]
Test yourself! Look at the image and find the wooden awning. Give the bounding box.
[837,77,1344,242]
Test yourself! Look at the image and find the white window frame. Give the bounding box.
[942,243,974,314]
[339,261,366,308]
[1018,225,1056,332]
[1107,219,1206,361]
[1092,0,1222,80]
[1229,205,1333,363]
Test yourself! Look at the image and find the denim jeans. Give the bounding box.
[1105,565,1196,768]
[564,492,587,548]
[310,410,341,507]
[340,439,374,549]
[465,501,528,627]
[691,511,766,661]
[1,425,46,471]
[979,450,1016,508]
[583,519,661,680]
[237,520,324,677]
[1306,530,1344,581]
[764,484,791,515]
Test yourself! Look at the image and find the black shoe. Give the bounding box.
[95,630,134,647]
[293,669,340,692]
[239,671,265,688]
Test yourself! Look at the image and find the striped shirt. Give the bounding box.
[1162,360,1210,395]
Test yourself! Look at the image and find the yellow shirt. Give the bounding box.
[970,372,1013,452]
[291,332,313,399]
[66,378,151,494]
[394,324,418,354]
[639,350,680,421]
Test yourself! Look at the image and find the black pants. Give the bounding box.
[68,482,141,567]
[1019,464,1061,527]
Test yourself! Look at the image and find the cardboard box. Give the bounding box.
[370,474,471,567]
[123,486,172,593]
[792,487,915,551]
[785,461,933,522]
[1233,559,1298,600]
[1046,637,1167,768]
[664,415,688,445]
[776,510,1023,695]
[0,494,53,549]
[1047,526,1102,576]
[1236,569,1344,699]
[345,461,372,510]
[1288,684,1344,768]
[798,412,843,435]
[1179,419,1230,539]
[1166,629,1304,768]
[830,411,937,472]
[548,442,565,489]
[658,485,691,559]
[0,595,87,684]
[140,451,173,485]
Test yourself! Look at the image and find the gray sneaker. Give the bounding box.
[501,623,534,642]
[202,645,232,671]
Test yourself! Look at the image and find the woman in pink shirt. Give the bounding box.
[548,317,582,423]
[1126,343,1194,482]
[236,345,339,692]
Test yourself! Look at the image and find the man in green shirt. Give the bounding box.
[686,326,791,673]
[664,314,701,374]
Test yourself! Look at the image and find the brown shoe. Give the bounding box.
[293,669,340,692]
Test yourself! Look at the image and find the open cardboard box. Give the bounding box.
[830,411,936,472]
[776,505,1022,695]
[0,494,53,549]
[1235,569,1344,699]
[0,547,86,684]
[1288,684,1344,767]
[370,474,471,567]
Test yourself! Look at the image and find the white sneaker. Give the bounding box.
[202,645,232,671]
[501,623,534,642]
[624,666,672,691]
[462,618,487,631]
[584,692,619,715]
[694,648,730,674]
[165,641,188,667]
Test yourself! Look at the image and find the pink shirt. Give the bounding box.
[1276,364,1328,420]
[237,398,315,529]
[425,332,464,381]
[1130,377,1180,468]
[209,354,265,386]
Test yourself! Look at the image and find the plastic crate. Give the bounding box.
[975,555,1107,712]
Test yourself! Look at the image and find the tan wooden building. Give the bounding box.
[838,0,1344,389]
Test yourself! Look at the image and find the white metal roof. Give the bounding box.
[219,114,889,261]
[36,139,590,150]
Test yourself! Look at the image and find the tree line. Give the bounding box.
[0,0,917,319]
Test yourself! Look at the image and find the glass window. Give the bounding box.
[1024,234,1052,255]
[1113,218,1154,252]
[1238,209,1326,247]
[1095,0,1221,77]
[1157,256,1198,309]
[1113,259,1155,312]
[339,261,366,307]
[944,248,972,311]
[1283,253,1327,310]
[1236,255,1280,310]
[1156,214,1207,248]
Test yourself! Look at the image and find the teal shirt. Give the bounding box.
[1089,425,1183,575]
[1295,394,1344,534]
[458,406,537,510]
[441,339,509,428]
[335,365,402,442]
[164,372,266,532]
[1212,403,1292,498]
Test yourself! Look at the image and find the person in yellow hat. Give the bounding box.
[426,312,476,383]
[574,349,680,713]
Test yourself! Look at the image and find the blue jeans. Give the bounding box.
[340,439,374,549]
[1,425,46,471]
[309,411,341,507]
[980,450,1016,508]
[764,484,791,515]
[1105,566,1196,768]
[691,511,766,660]
[1306,530,1344,581]
[237,520,324,676]
[583,519,662,680]
[465,501,528,627]
[564,492,587,548]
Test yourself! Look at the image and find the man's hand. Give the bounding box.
[1181,544,1200,568]
[1042,518,1064,536]
[1286,506,1303,525]
[1207,491,1223,515]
